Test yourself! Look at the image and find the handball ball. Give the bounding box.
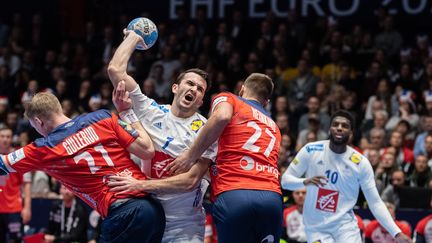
[127,17,158,50]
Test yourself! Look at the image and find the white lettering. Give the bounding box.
[271,0,287,17]
[402,0,426,14]
[329,0,359,16]
[249,0,266,18]
[191,0,213,18]
[169,0,184,19]
[62,127,100,155]
[251,107,276,132]
[218,0,234,18]
[302,0,324,16]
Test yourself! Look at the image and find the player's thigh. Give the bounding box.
[212,190,255,243]
[100,197,165,243]
[5,213,23,242]
[252,190,283,243]
[305,230,334,243]
[334,228,362,243]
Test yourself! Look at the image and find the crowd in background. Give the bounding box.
[1,6,432,242]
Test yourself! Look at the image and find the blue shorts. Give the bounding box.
[0,212,23,242]
[212,190,283,243]
[100,196,165,243]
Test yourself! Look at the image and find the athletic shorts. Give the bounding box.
[100,197,165,243]
[0,212,23,242]
[213,189,283,243]
[305,221,361,243]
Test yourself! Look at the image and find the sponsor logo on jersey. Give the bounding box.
[312,241,322,243]
[239,156,279,178]
[292,158,299,165]
[190,119,204,133]
[306,144,324,153]
[349,152,362,164]
[153,122,162,129]
[117,120,138,138]
[210,162,218,176]
[7,148,25,165]
[316,188,339,213]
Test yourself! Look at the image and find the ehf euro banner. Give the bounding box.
[164,0,432,19]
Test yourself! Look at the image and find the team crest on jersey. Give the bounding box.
[306,144,324,153]
[349,152,362,164]
[316,188,339,213]
[7,148,25,165]
[117,119,138,138]
[190,119,204,133]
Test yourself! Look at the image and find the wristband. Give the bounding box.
[119,109,139,124]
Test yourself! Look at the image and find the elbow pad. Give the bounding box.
[0,156,10,176]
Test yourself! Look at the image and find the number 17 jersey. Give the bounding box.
[210,92,281,197]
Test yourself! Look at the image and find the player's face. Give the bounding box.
[293,189,306,206]
[172,72,207,112]
[329,116,352,145]
[0,129,12,150]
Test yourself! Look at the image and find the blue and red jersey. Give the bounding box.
[1,110,148,218]
[210,92,281,197]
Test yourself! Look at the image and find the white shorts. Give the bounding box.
[306,223,361,243]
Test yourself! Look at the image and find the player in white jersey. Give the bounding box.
[281,110,412,243]
[107,30,217,243]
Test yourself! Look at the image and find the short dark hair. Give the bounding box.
[244,73,274,101]
[330,110,355,131]
[173,68,211,92]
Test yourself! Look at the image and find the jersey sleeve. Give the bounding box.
[110,113,138,149]
[129,84,167,123]
[210,92,235,113]
[3,145,42,174]
[287,145,309,177]
[358,156,376,191]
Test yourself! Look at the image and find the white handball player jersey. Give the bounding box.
[130,86,217,242]
[286,140,375,232]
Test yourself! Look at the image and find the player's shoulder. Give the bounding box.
[416,214,432,233]
[346,146,366,165]
[303,140,328,154]
[283,205,297,217]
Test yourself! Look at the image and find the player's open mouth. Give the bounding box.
[185,94,194,102]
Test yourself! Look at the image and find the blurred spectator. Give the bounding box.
[413,115,432,157]
[295,114,327,151]
[409,154,432,188]
[382,130,414,173]
[414,213,432,243]
[374,15,403,59]
[298,96,330,132]
[0,127,31,243]
[364,202,411,243]
[204,213,217,243]
[44,185,88,243]
[375,152,400,193]
[287,59,319,113]
[365,148,382,172]
[282,188,307,243]
[381,170,406,208]
[0,46,21,75]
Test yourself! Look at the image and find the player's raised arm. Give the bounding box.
[168,100,233,174]
[112,81,154,159]
[107,29,145,92]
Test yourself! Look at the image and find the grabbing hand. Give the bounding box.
[123,28,147,49]
[107,175,144,195]
[166,150,195,175]
[303,175,328,187]
[112,80,132,112]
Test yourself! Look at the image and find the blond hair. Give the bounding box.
[244,73,274,101]
[24,92,63,119]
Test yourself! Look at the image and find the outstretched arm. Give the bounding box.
[167,102,233,174]
[108,158,211,194]
[107,29,145,92]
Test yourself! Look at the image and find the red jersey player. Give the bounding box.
[169,73,283,242]
[0,91,165,243]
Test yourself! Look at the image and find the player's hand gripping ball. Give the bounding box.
[127,17,158,50]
